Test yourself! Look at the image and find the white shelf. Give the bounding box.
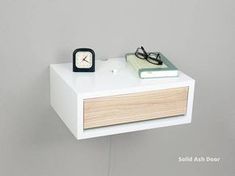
[50,58,195,140]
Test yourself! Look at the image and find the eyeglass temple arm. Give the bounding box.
[141,46,148,56]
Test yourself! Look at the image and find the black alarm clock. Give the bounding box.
[73,48,95,72]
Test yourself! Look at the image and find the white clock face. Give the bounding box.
[75,51,93,68]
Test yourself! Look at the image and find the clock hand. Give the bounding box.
[83,59,90,63]
[84,58,89,62]
[80,55,89,63]
[82,55,88,61]
[79,56,90,64]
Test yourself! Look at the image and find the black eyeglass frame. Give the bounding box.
[135,46,163,65]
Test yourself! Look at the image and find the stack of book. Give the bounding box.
[126,53,178,79]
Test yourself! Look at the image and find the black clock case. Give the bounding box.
[73,48,95,72]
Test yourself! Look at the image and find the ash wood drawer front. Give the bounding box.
[84,87,189,129]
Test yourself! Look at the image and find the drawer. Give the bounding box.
[84,87,189,129]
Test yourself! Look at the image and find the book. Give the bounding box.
[125,52,178,79]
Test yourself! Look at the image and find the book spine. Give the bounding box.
[127,57,141,78]
[138,70,142,78]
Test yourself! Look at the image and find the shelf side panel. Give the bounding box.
[50,66,78,138]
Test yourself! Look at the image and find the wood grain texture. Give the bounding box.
[84,87,189,129]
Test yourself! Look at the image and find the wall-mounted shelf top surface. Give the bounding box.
[50,58,195,140]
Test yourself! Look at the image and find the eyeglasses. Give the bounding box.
[135,46,163,65]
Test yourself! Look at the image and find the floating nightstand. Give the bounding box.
[50,58,195,140]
